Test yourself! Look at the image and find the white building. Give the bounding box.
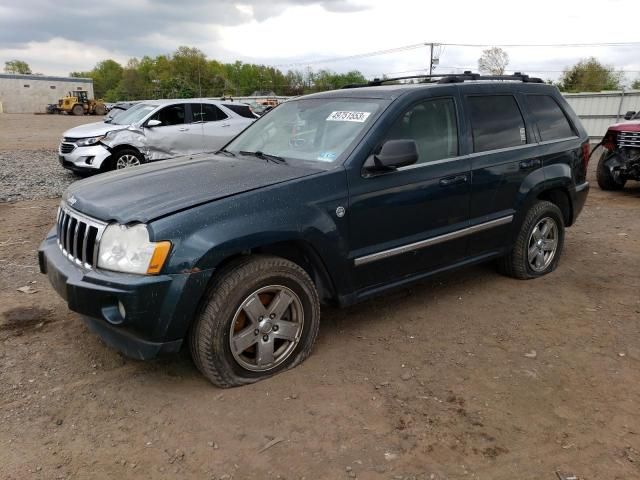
[0,73,94,114]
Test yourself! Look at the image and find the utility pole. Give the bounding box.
[428,43,434,76]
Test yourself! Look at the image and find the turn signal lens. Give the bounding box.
[147,241,171,275]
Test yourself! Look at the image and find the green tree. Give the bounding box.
[632,78,640,90]
[4,59,32,74]
[559,57,622,92]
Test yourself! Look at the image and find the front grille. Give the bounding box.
[63,137,81,142]
[618,131,640,148]
[56,205,107,269]
[60,143,75,154]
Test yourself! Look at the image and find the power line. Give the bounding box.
[269,41,640,68]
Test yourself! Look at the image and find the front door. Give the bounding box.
[144,103,199,159]
[347,95,471,291]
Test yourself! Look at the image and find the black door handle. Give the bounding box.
[519,158,541,170]
[440,175,468,186]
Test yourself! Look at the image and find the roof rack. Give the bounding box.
[342,71,544,89]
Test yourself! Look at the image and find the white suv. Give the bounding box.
[58,99,256,173]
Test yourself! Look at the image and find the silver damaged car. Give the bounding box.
[58,99,256,173]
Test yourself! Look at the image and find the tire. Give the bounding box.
[71,104,84,116]
[189,255,321,388]
[111,149,145,171]
[596,152,626,191]
[497,200,565,280]
[94,104,106,116]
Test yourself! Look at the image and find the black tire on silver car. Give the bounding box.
[112,148,145,170]
[189,255,321,388]
[497,200,565,279]
[596,152,626,191]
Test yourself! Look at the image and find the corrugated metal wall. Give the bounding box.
[562,90,640,140]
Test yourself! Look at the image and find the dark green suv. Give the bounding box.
[39,72,590,387]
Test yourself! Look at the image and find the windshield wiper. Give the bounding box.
[214,148,236,157]
[239,150,287,164]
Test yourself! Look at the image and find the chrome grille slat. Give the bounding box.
[618,131,640,148]
[60,143,76,154]
[56,203,107,270]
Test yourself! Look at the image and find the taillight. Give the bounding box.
[602,130,617,150]
[581,141,590,171]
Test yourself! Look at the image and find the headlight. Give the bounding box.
[97,223,171,275]
[76,135,105,147]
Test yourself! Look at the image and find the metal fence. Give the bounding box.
[562,90,640,141]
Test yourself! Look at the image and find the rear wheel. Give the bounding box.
[497,201,565,279]
[189,255,321,388]
[71,104,84,116]
[597,152,626,191]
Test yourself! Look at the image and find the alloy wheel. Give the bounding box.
[527,216,558,272]
[229,285,304,372]
[116,154,140,169]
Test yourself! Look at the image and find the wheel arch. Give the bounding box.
[208,240,338,305]
[102,144,144,171]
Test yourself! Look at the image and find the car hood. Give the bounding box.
[63,154,323,223]
[63,121,129,138]
[608,120,640,132]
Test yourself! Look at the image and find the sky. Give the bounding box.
[0,0,639,84]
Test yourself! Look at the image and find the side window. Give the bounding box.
[468,95,526,152]
[526,95,575,141]
[384,98,458,164]
[150,104,185,126]
[192,103,227,122]
[223,104,256,119]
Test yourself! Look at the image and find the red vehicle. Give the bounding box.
[597,111,640,190]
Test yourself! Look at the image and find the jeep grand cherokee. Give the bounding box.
[40,72,590,387]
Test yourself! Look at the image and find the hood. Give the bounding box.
[608,120,640,133]
[63,155,322,223]
[63,121,128,138]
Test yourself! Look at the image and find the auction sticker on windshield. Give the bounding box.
[326,111,371,122]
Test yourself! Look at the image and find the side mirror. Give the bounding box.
[624,111,636,120]
[146,119,162,127]
[364,139,418,172]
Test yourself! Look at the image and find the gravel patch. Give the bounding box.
[0,149,79,202]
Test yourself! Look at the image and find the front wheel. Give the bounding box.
[111,149,145,170]
[597,152,626,191]
[497,201,565,279]
[189,255,321,388]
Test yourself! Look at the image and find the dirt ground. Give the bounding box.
[1,114,640,480]
[0,114,98,152]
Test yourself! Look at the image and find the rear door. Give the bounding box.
[347,93,472,291]
[194,103,241,151]
[463,90,538,257]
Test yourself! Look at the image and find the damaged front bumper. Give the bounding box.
[58,143,112,172]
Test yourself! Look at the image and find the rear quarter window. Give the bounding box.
[467,95,527,153]
[526,95,575,141]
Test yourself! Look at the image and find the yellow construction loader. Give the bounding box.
[47,90,107,116]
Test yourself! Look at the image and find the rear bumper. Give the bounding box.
[38,229,214,360]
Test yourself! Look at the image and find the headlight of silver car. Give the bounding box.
[97,223,171,275]
[76,135,105,147]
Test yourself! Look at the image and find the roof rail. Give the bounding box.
[341,71,544,89]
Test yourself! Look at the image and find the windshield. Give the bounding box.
[109,103,157,125]
[225,98,384,163]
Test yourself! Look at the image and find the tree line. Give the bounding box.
[65,46,367,101]
[4,46,640,101]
